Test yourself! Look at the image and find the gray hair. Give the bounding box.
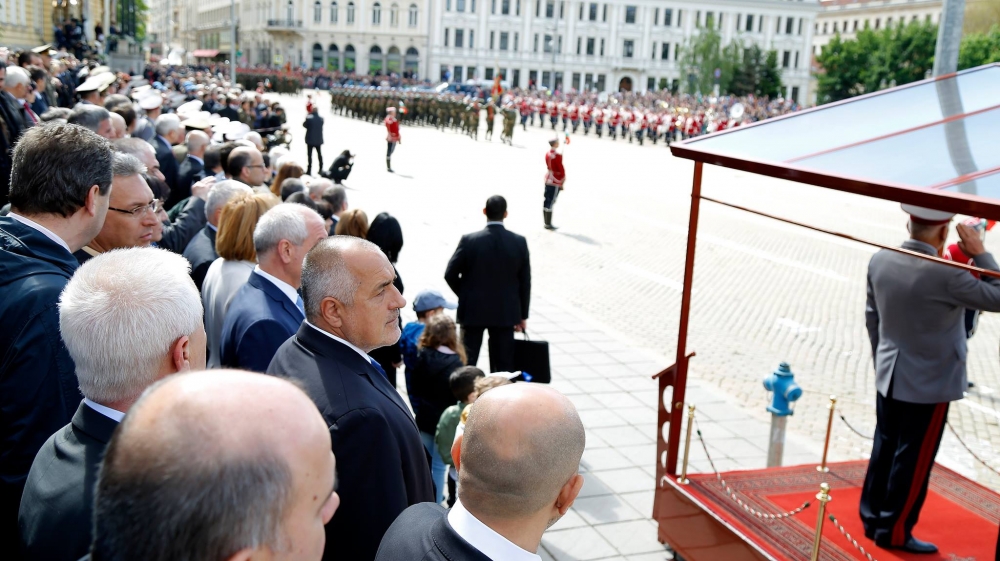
[67,104,111,133]
[185,130,210,152]
[58,248,203,404]
[307,177,333,199]
[112,137,157,160]
[206,180,253,225]
[301,236,382,320]
[4,66,30,88]
[252,203,319,256]
[321,186,347,212]
[154,113,182,137]
[112,152,147,178]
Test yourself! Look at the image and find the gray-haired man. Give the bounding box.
[18,247,206,561]
[182,179,254,290]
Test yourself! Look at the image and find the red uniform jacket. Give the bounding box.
[545,149,565,187]
[385,116,400,142]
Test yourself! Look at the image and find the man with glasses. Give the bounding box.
[226,146,269,190]
[74,153,158,264]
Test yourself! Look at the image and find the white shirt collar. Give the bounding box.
[447,499,542,561]
[15,98,26,105]
[486,221,505,227]
[304,320,372,363]
[7,212,72,253]
[83,398,125,422]
[188,154,204,165]
[253,264,299,305]
[208,222,218,232]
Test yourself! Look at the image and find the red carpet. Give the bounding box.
[683,461,1000,561]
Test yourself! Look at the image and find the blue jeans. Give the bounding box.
[420,431,447,504]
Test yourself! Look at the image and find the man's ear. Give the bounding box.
[170,335,192,373]
[321,296,345,328]
[278,239,295,264]
[482,208,487,217]
[554,474,584,515]
[85,184,102,217]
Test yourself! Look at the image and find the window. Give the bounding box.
[832,22,837,33]
[798,17,803,35]
[512,69,520,87]
[408,3,417,26]
[785,17,792,34]
[651,42,656,59]
[529,70,537,85]
[794,50,799,68]
[535,0,540,16]
[660,42,669,59]
[455,28,464,47]
[822,22,827,34]
[347,1,355,23]
[446,0,451,10]
[455,65,463,80]
[544,33,553,52]
[586,37,594,55]
[745,13,753,31]
[471,0,476,11]
[287,0,294,21]
[502,0,509,14]
[314,1,321,22]
[596,74,605,91]
[602,3,607,21]
[600,38,604,56]
[557,35,562,52]
[573,72,581,90]
[444,27,449,46]
[852,20,858,31]
[456,0,464,10]
[470,30,474,47]
[491,0,495,12]
[579,3,583,19]
[886,17,892,27]
[545,0,553,17]
[782,50,790,68]
[674,43,680,60]
[514,32,518,50]
[501,32,509,50]
[559,1,563,18]
[542,71,551,88]
[623,39,634,58]
[390,3,398,25]
[534,33,539,52]
[654,7,658,25]
[588,2,596,20]
[705,11,713,28]
[489,30,494,49]
[486,68,494,79]
[372,2,381,24]
[331,1,339,23]
[677,9,682,27]
[663,8,672,26]
[791,86,800,103]
[516,0,519,15]
[576,36,581,54]
[625,5,636,23]
[874,18,880,29]
[647,77,655,91]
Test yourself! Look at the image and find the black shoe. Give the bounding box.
[876,536,938,554]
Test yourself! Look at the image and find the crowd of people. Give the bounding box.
[0,40,573,561]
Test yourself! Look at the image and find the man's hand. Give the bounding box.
[957,223,987,257]
[514,320,526,333]
[191,176,216,201]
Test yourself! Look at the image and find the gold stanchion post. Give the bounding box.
[677,405,696,485]
[818,395,837,473]
[810,483,832,561]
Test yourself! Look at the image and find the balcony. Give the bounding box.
[267,19,304,32]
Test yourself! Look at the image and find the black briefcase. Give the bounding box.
[512,331,551,384]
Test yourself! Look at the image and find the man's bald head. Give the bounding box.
[459,383,586,519]
[92,370,338,561]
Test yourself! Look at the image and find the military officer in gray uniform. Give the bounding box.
[861,204,1000,554]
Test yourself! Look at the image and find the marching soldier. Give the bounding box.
[501,103,517,145]
[542,137,565,231]
[861,205,1000,554]
[485,101,496,141]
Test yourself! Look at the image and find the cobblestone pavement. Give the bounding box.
[274,91,1000,557]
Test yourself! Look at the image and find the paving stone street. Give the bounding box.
[277,90,1000,559]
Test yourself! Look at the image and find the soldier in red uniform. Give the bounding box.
[581,104,592,135]
[385,106,401,172]
[594,107,605,138]
[543,137,565,230]
[520,97,531,130]
[568,103,580,134]
[548,101,559,130]
[609,109,622,141]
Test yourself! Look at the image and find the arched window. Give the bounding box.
[369,44,383,74]
[387,45,401,73]
[344,44,356,71]
[311,42,324,68]
[390,3,398,26]
[405,46,419,75]
[330,0,337,22]
[327,43,340,70]
[408,3,417,26]
[286,0,294,22]
[372,2,381,24]
[346,1,355,23]
[313,0,321,22]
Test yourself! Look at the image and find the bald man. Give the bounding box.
[90,370,340,561]
[375,383,586,561]
[173,130,210,210]
[268,236,434,561]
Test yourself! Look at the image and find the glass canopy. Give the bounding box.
[670,64,1000,219]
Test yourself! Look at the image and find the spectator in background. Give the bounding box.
[27,66,49,115]
[67,104,113,139]
[0,124,112,537]
[271,160,304,199]
[39,107,71,123]
[17,248,205,561]
[400,290,458,402]
[183,179,253,291]
[434,366,485,508]
[2,66,37,133]
[203,143,225,180]
[287,191,319,211]
[203,191,278,367]
[142,173,209,254]
[280,177,307,201]
[227,145,268,190]
[303,106,324,175]
[218,141,239,179]
[90,370,340,561]
[113,137,164,182]
[0,61,14,205]
[450,374,514,471]
[411,314,467,505]
[368,211,405,385]
[335,208,369,238]
[107,112,126,139]
[376,384,586,561]
[173,130,209,209]
[221,203,327,372]
[307,176,333,202]
[322,149,354,184]
[322,185,348,234]
[151,113,183,192]
[109,104,136,136]
[315,200,335,233]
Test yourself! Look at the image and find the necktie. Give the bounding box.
[295,294,305,315]
[369,358,388,380]
[23,102,37,125]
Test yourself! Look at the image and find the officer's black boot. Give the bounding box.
[543,209,557,230]
[386,158,393,173]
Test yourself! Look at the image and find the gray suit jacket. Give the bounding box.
[866,239,1000,403]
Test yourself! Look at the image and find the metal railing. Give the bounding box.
[266,19,303,28]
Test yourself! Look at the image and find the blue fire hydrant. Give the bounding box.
[763,362,803,416]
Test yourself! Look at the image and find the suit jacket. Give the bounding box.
[0,92,32,138]
[132,115,154,142]
[18,401,118,561]
[182,225,218,291]
[149,135,180,192]
[444,224,531,327]
[267,323,435,561]
[217,106,240,122]
[0,217,80,538]
[157,196,206,255]
[220,271,304,373]
[303,113,325,146]
[375,503,492,561]
[171,155,205,210]
[866,239,1000,403]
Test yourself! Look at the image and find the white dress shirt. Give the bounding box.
[485,221,505,227]
[7,212,71,253]
[447,499,542,561]
[83,398,125,422]
[304,320,372,363]
[253,265,300,306]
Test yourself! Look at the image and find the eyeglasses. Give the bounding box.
[246,164,266,169]
[109,199,161,217]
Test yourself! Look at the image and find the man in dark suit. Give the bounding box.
[268,236,434,561]
[170,130,209,211]
[216,95,240,122]
[445,195,531,372]
[17,248,206,561]
[183,179,253,290]
[375,383,586,561]
[0,125,112,543]
[303,106,325,175]
[148,113,182,193]
[221,203,328,372]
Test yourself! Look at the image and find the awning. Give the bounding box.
[191,49,220,58]
[670,64,1000,219]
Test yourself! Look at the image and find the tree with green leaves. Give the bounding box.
[959,24,1000,68]
[678,27,783,96]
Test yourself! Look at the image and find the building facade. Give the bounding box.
[427,0,820,101]
[812,0,942,56]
